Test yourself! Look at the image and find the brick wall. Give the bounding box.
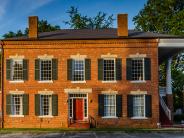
[2,39,159,128]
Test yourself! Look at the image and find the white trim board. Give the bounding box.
[158,39,184,48]
[64,87,92,93]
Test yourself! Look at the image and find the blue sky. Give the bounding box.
[0,0,147,38]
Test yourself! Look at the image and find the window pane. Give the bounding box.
[133,95,145,117]
[40,60,52,81]
[73,60,84,81]
[12,60,23,80]
[104,95,116,117]
[40,95,52,116]
[84,99,87,117]
[12,95,23,115]
[103,59,115,81]
[132,59,144,81]
[69,99,72,118]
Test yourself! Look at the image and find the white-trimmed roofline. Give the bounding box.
[158,39,184,48]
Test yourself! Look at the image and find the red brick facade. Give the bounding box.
[0,39,160,128]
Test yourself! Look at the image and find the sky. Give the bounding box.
[0,0,147,38]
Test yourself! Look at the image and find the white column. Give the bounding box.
[166,57,172,94]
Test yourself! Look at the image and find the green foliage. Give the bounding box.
[64,6,115,29]
[159,62,166,86]
[3,31,17,38]
[3,20,60,38]
[174,114,184,123]
[133,0,184,35]
[172,67,184,110]
[133,0,184,111]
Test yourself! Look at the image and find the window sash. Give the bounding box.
[104,94,116,117]
[84,99,87,117]
[40,95,52,116]
[11,59,23,81]
[11,95,23,115]
[133,95,145,117]
[131,58,144,81]
[72,60,85,81]
[40,59,52,81]
[103,59,116,81]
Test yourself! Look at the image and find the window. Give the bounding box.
[12,95,23,115]
[40,60,52,81]
[11,60,23,81]
[84,99,87,117]
[40,95,52,116]
[103,59,115,81]
[73,60,85,81]
[69,99,73,118]
[133,95,145,117]
[132,58,144,81]
[104,94,116,117]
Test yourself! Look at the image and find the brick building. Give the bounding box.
[0,14,184,128]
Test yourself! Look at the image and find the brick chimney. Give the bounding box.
[117,14,128,37]
[28,16,38,38]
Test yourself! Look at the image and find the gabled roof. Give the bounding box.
[3,28,183,40]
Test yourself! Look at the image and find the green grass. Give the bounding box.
[0,127,184,134]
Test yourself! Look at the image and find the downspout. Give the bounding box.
[156,38,160,128]
[1,40,4,128]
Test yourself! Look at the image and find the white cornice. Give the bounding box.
[158,39,184,48]
[64,87,92,93]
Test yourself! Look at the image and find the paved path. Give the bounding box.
[0,132,184,138]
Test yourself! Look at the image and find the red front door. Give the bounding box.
[73,99,83,121]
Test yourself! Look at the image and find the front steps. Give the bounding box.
[160,104,173,127]
[69,121,90,129]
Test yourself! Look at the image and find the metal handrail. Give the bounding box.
[88,115,96,128]
[160,96,171,120]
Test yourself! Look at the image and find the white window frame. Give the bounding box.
[71,59,86,83]
[39,59,53,83]
[10,59,24,83]
[10,94,24,117]
[131,94,147,119]
[39,94,52,117]
[130,57,146,83]
[102,58,116,83]
[102,94,117,118]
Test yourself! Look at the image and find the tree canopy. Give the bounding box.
[64,6,115,29]
[133,0,184,111]
[3,6,115,38]
[3,20,60,38]
[133,0,184,35]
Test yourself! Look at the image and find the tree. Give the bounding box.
[3,19,60,38]
[133,0,184,111]
[64,6,115,29]
[133,0,184,35]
